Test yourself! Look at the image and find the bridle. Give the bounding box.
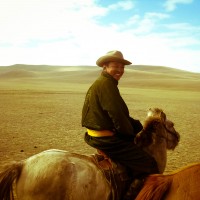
[156,120,179,143]
[161,120,179,142]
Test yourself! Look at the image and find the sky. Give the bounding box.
[0,0,200,72]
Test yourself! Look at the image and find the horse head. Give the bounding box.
[135,108,180,150]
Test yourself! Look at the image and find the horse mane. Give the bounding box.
[135,174,172,200]
[135,117,162,147]
[143,116,162,132]
[136,163,200,200]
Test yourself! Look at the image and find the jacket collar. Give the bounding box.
[101,71,118,85]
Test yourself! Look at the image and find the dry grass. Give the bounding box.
[0,64,200,173]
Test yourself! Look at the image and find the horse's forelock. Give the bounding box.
[148,108,163,115]
[148,108,166,122]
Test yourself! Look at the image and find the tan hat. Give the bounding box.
[96,50,132,67]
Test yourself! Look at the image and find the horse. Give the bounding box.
[0,108,180,200]
[135,162,200,200]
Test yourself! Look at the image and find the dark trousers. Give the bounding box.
[85,133,159,178]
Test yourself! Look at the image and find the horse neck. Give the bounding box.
[144,139,167,174]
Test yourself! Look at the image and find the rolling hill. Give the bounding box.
[0,64,199,91]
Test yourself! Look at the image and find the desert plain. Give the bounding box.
[0,64,200,173]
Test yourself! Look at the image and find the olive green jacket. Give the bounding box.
[82,71,134,136]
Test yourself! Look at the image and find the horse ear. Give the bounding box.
[135,129,153,147]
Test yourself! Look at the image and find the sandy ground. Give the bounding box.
[0,65,200,174]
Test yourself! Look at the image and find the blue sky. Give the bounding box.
[0,0,200,72]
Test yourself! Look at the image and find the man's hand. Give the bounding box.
[129,118,143,135]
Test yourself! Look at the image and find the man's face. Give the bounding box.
[105,62,125,81]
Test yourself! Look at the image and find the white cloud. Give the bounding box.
[126,12,170,34]
[124,34,200,72]
[0,0,199,72]
[0,0,105,44]
[164,0,193,11]
[108,0,135,10]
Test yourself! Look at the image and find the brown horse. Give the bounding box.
[135,162,200,200]
[0,108,180,200]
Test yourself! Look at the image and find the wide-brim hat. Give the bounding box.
[96,50,132,67]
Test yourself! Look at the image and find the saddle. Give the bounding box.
[95,149,114,169]
[92,150,132,200]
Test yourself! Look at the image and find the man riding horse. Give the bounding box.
[82,50,159,199]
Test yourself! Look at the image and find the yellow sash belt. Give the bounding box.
[87,129,114,137]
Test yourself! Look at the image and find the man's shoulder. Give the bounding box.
[93,74,112,86]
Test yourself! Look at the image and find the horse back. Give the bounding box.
[16,149,112,200]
